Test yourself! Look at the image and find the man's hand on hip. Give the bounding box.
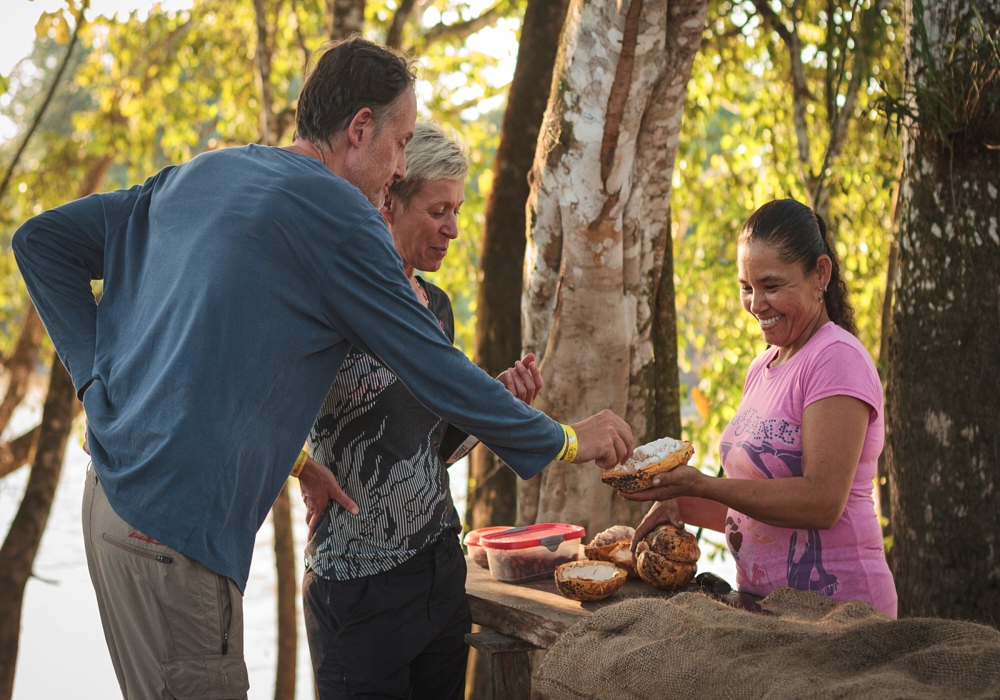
[569,410,634,469]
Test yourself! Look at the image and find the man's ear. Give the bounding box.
[346,107,375,148]
[381,192,395,225]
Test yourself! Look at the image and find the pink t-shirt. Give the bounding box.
[720,322,897,617]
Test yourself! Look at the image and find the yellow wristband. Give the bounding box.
[557,424,578,462]
[290,448,308,478]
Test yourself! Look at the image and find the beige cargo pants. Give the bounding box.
[83,466,249,699]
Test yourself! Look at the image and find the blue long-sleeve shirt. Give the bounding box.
[13,145,564,591]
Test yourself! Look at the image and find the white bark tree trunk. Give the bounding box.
[520,0,708,534]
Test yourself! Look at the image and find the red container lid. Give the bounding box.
[464,526,513,546]
[480,523,586,552]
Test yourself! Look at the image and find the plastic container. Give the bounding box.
[464,526,513,568]
[480,523,586,583]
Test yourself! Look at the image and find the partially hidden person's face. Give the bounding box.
[348,88,418,208]
[384,178,465,273]
[737,240,828,352]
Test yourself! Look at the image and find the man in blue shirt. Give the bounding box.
[13,37,633,699]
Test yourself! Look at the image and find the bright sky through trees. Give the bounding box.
[0,0,518,141]
[0,1,191,140]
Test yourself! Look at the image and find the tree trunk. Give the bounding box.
[466,4,570,696]
[272,483,297,700]
[886,0,1000,623]
[0,302,46,479]
[0,357,81,700]
[0,303,45,436]
[519,0,708,533]
[467,0,570,534]
[254,3,298,693]
[875,158,905,546]
[254,0,277,145]
[653,216,682,442]
[328,0,365,40]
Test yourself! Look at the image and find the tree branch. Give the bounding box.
[752,0,814,188]
[328,0,365,40]
[828,0,863,125]
[254,0,277,146]
[290,0,311,73]
[0,0,89,207]
[433,81,509,118]
[414,0,511,51]
[0,427,41,480]
[386,0,418,49]
[825,0,836,118]
[813,0,885,208]
[139,19,195,94]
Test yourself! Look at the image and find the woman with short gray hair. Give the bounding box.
[301,121,542,699]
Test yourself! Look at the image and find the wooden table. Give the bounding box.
[464,556,757,698]
[464,557,685,699]
[465,555,681,647]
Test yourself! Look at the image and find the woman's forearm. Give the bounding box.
[693,475,847,530]
[676,496,728,532]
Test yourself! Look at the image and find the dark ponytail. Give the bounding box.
[814,213,857,335]
[738,199,857,336]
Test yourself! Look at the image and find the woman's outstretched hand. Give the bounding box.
[620,464,703,502]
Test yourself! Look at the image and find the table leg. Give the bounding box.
[490,650,531,700]
[465,631,538,700]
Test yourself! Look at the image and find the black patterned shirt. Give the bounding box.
[305,277,462,580]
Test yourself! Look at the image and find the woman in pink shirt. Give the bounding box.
[627,199,897,617]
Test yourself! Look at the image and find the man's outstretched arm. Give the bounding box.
[321,214,633,477]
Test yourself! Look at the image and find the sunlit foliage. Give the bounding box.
[672,0,901,468]
[0,0,523,358]
[2,0,901,433]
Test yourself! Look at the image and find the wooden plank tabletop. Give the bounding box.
[464,555,683,649]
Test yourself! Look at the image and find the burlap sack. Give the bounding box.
[535,588,1000,699]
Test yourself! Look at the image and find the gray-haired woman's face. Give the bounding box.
[383,178,465,273]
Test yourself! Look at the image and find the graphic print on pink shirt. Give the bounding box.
[722,407,839,598]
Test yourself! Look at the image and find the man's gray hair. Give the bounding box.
[389,121,468,206]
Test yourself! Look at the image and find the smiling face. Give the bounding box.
[383,178,465,274]
[345,88,418,208]
[738,240,832,361]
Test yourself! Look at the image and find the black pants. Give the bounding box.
[303,535,471,700]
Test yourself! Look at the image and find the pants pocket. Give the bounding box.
[216,574,233,655]
[161,653,249,699]
[101,532,174,563]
